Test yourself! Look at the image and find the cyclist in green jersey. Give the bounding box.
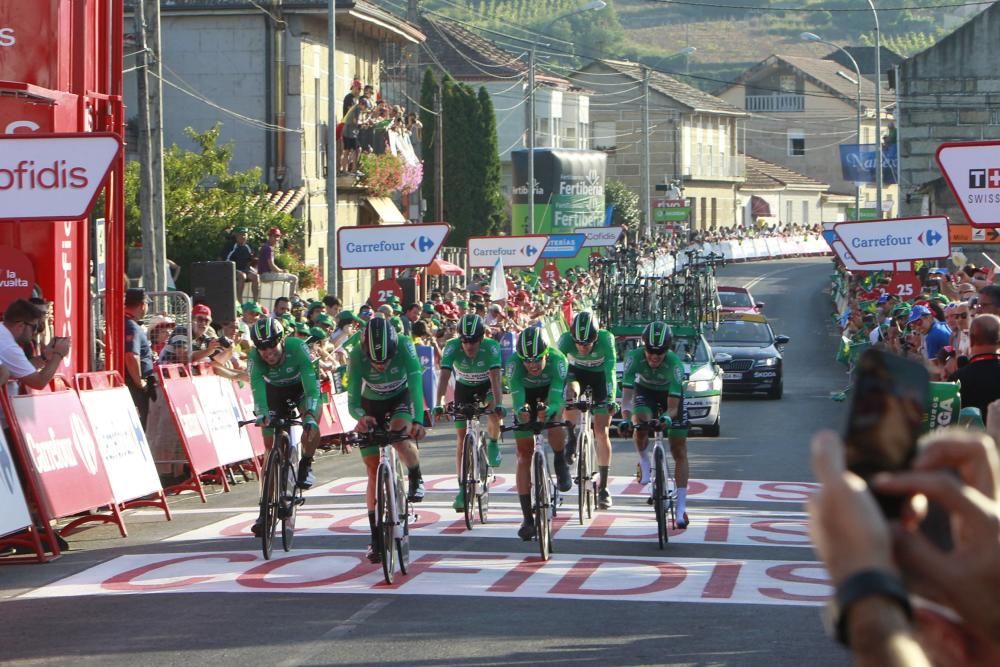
[508,327,571,541]
[558,311,618,509]
[620,321,691,529]
[432,314,505,511]
[247,317,322,536]
[346,317,427,563]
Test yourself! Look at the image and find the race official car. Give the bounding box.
[704,313,789,399]
[612,324,727,436]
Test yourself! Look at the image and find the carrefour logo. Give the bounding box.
[919,229,942,246]
[523,245,539,257]
[411,236,434,253]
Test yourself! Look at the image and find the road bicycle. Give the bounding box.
[239,405,306,560]
[342,425,414,584]
[445,400,494,530]
[636,416,676,549]
[565,389,601,525]
[502,404,570,561]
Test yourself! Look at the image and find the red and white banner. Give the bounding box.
[9,389,115,518]
[231,380,265,459]
[191,375,254,468]
[0,427,32,538]
[332,392,357,432]
[22,548,830,606]
[158,366,219,475]
[77,386,162,504]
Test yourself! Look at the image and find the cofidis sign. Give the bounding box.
[0,133,121,221]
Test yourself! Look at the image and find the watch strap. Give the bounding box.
[832,569,912,646]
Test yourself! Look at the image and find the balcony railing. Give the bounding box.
[683,154,745,180]
[745,94,805,112]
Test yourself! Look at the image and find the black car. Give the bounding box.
[704,314,789,399]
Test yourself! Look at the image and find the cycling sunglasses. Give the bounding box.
[645,348,667,356]
[522,355,544,364]
[256,338,281,351]
[461,336,479,344]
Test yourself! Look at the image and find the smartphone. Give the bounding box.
[844,348,930,518]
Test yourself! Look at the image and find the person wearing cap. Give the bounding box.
[221,226,259,302]
[908,304,952,360]
[257,227,299,299]
[358,304,374,321]
[239,300,262,341]
[158,304,223,364]
[124,288,156,427]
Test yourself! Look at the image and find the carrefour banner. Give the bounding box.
[839,143,898,185]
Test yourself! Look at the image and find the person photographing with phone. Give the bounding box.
[0,298,69,391]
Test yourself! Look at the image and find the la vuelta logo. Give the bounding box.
[0,28,15,47]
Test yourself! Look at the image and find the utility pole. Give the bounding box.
[641,65,651,239]
[326,0,338,297]
[407,0,420,147]
[436,84,444,221]
[135,0,167,292]
[527,44,536,234]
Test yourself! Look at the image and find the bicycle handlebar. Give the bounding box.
[444,401,494,419]
[634,418,671,434]
[341,427,412,447]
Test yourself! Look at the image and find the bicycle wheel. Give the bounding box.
[394,457,409,575]
[534,451,551,561]
[377,465,395,584]
[260,448,281,560]
[576,429,589,525]
[280,461,299,552]
[477,437,490,525]
[584,430,597,520]
[653,446,668,549]
[461,432,476,531]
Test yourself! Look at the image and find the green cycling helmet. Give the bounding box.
[517,327,547,360]
[251,317,284,349]
[642,321,672,354]
[570,311,599,344]
[458,313,485,342]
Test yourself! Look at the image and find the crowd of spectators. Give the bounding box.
[824,254,1000,665]
[338,79,421,176]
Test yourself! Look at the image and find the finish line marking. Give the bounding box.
[164,507,811,549]
[304,475,818,504]
[22,548,830,607]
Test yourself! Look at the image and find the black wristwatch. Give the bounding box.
[826,569,912,646]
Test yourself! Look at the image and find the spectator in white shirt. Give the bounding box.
[0,299,70,389]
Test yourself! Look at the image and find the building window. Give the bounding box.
[788,130,805,156]
[786,200,793,224]
[701,197,707,228]
[711,198,717,228]
[779,74,796,92]
[592,121,616,151]
[802,201,809,225]
[579,122,590,148]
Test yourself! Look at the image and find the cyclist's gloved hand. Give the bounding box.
[617,420,632,432]
[606,401,620,415]
[255,414,270,427]
[658,413,673,428]
[492,405,506,418]
[302,413,319,430]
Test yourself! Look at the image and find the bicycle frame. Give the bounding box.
[448,401,492,529]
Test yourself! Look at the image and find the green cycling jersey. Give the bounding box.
[346,335,425,419]
[440,336,502,386]
[248,336,322,417]
[556,328,617,397]
[621,347,685,396]
[507,346,569,414]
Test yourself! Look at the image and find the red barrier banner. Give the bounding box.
[231,380,265,459]
[0,428,32,539]
[76,382,163,505]
[9,388,115,519]
[191,375,254,468]
[157,365,219,476]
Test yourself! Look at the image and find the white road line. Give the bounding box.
[278,597,392,666]
[742,263,808,290]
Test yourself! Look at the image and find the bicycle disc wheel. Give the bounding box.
[397,488,409,576]
[576,430,588,525]
[461,432,476,531]
[260,448,281,560]
[654,446,668,549]
[534,452,551,561]
[477,439,490,524]
[584,431,596,520]
[378,465,395,584]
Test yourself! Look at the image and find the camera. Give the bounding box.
[217,335,233,349]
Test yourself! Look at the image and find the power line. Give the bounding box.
[642,0,997,12]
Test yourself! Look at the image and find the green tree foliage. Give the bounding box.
[123,125,302,292]
[420,68,440,221]
[605,180,640,234]
[475,86,506,237]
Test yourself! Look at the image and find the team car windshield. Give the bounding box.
[718,291,753,308]
[617,336,710,363]
[705,321,774,345]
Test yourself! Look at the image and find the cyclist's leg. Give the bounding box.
[585,371,614,496]
[482,388,502,467]
[632,388,656,484]
[295,394,321,488]
[668,396,691,527]
[562,378,581,458]
[359,398,387,560]
[385,390,423,501]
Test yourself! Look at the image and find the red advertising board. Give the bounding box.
[370,277,403,308]
[0,245,36,311]
[0,3,65,91]
[9,388,115,519]
[157,365,220,477]
[232,379,266,459]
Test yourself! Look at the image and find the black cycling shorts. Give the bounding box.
[632,385,689,433]
[454,381,493,406]
[361,389,414,428]
[520,386,550,414]
[265,382,305,418]
[568,366,609,405]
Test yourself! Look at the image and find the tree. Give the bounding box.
[123,125,304,292]
[476,86,506,236]
[420,68,439,221]
[605,180,640,236]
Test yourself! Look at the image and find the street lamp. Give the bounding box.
[868,0,884,217]
[527,0,606,234]
[801,32,862,220]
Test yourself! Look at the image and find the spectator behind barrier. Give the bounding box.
[954,315,1000,428]
[0,299,68,390]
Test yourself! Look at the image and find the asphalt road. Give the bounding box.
[0,257,853,666]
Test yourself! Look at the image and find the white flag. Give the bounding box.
[490,256,508,303]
